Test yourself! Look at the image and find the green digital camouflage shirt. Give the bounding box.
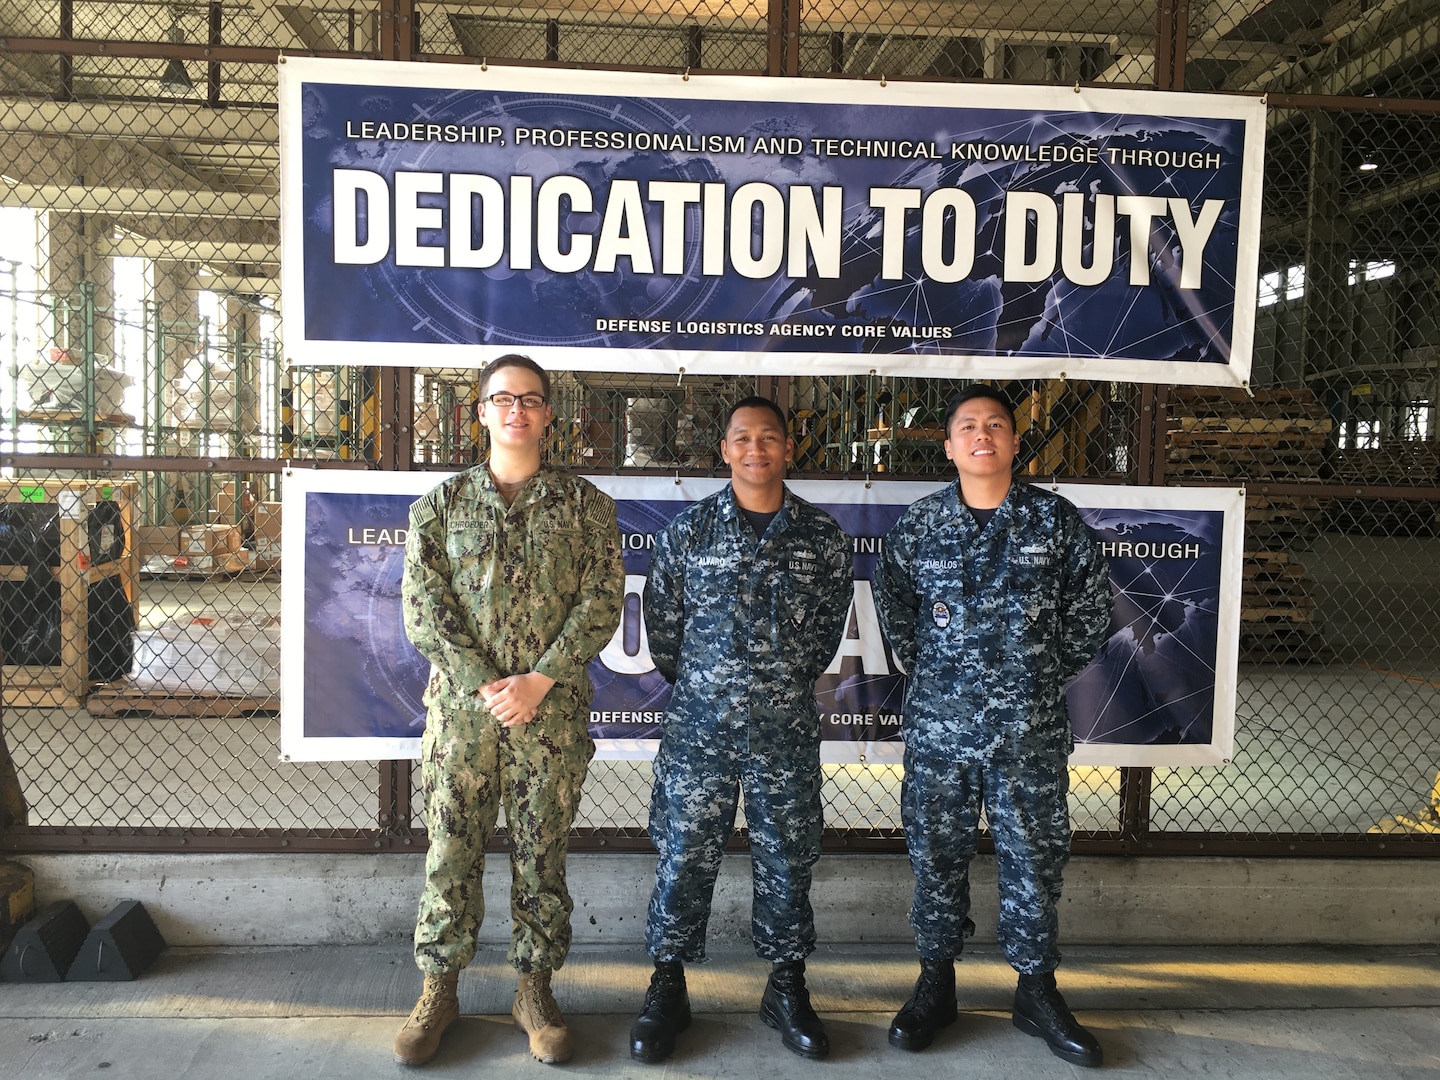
[402,465,625,734]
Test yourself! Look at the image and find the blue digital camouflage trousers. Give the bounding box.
[645,740,823,964]
[902,744,1071,975]
[414,704,595,975]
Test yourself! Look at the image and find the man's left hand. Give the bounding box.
[479,671,557,728]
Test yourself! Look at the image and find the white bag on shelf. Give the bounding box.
[16,356,133,416]
[163,358,260,431]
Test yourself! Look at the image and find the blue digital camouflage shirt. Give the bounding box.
[874,479,1112,764]
[644,484,852,754]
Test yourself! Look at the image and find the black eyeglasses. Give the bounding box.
[484,392,547,410]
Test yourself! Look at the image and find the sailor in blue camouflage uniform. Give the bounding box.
[628,396,852,1064]
[874,384,1113,1068]
[394,354,624,1070]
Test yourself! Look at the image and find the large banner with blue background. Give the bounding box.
[279,472,1242,766]
[279,59,1264,387]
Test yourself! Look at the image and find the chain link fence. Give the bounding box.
[1,1,1437,855]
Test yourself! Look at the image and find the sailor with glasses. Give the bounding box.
[396,354,624,1068]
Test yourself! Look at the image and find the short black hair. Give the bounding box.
[943,384,1017,433]
[723,395,788,435]
[479,353,551,401]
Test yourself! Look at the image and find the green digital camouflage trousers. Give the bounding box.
[414,703,595,975]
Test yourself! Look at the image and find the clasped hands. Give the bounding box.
[479,670,556,728]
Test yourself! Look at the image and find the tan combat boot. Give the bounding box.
[393,970,460,1066]
[512,969,573,1064]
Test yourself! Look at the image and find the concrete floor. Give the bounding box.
[2,943,1438,1078]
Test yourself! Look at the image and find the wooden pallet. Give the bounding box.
[1,666,84,709]
[1245,497,1324,544]
[1170,386,1321,405]
[1167,388,1330,482]
[139,565,280,582]
[1167,387,1331,421]
[1170,445,1325,463]
[1176,415,1333,434]
[1244,549,1294,565]
[1246,495,1324,519]
[1170,459,1323,479]
[1245,524,1322,547]
[1243,587,1313,610]
[1237,604,1333,653]
[1169,430,1329,449]
[1240,603,1316,622]
[1235,467,1329,659]
[85,681,279,718]
[1242,562,1306,582]
[1241,550,1318,619]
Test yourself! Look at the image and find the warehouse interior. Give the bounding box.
[0,0,1436,960]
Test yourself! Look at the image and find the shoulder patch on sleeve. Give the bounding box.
[585,490,618,529]
[409,489,441,526]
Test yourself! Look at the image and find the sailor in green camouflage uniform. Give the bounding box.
[394,355,624,1069]
[628,397,852,1064]
[874,385,1113,1068]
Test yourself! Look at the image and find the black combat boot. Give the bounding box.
[1012,971,1103,1068]
[759,960,829,1060]
[629,960,691,1063]
[887,957,957,1051]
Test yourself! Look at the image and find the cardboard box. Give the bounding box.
[213,481,238,522]
[414,402,443,442]
[179,523,242,556]
[134,524,181,559]
[212,482,257,524]
[253,502,282,543]
[251,537,282,571]
[250,535,280,570]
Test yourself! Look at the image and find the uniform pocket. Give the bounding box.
[445,517,493,561]
[681,549,741,612]
[1009,560,1060,649]
[535,527,586,598]
[781,583,828,631]
[445,518,495,594]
